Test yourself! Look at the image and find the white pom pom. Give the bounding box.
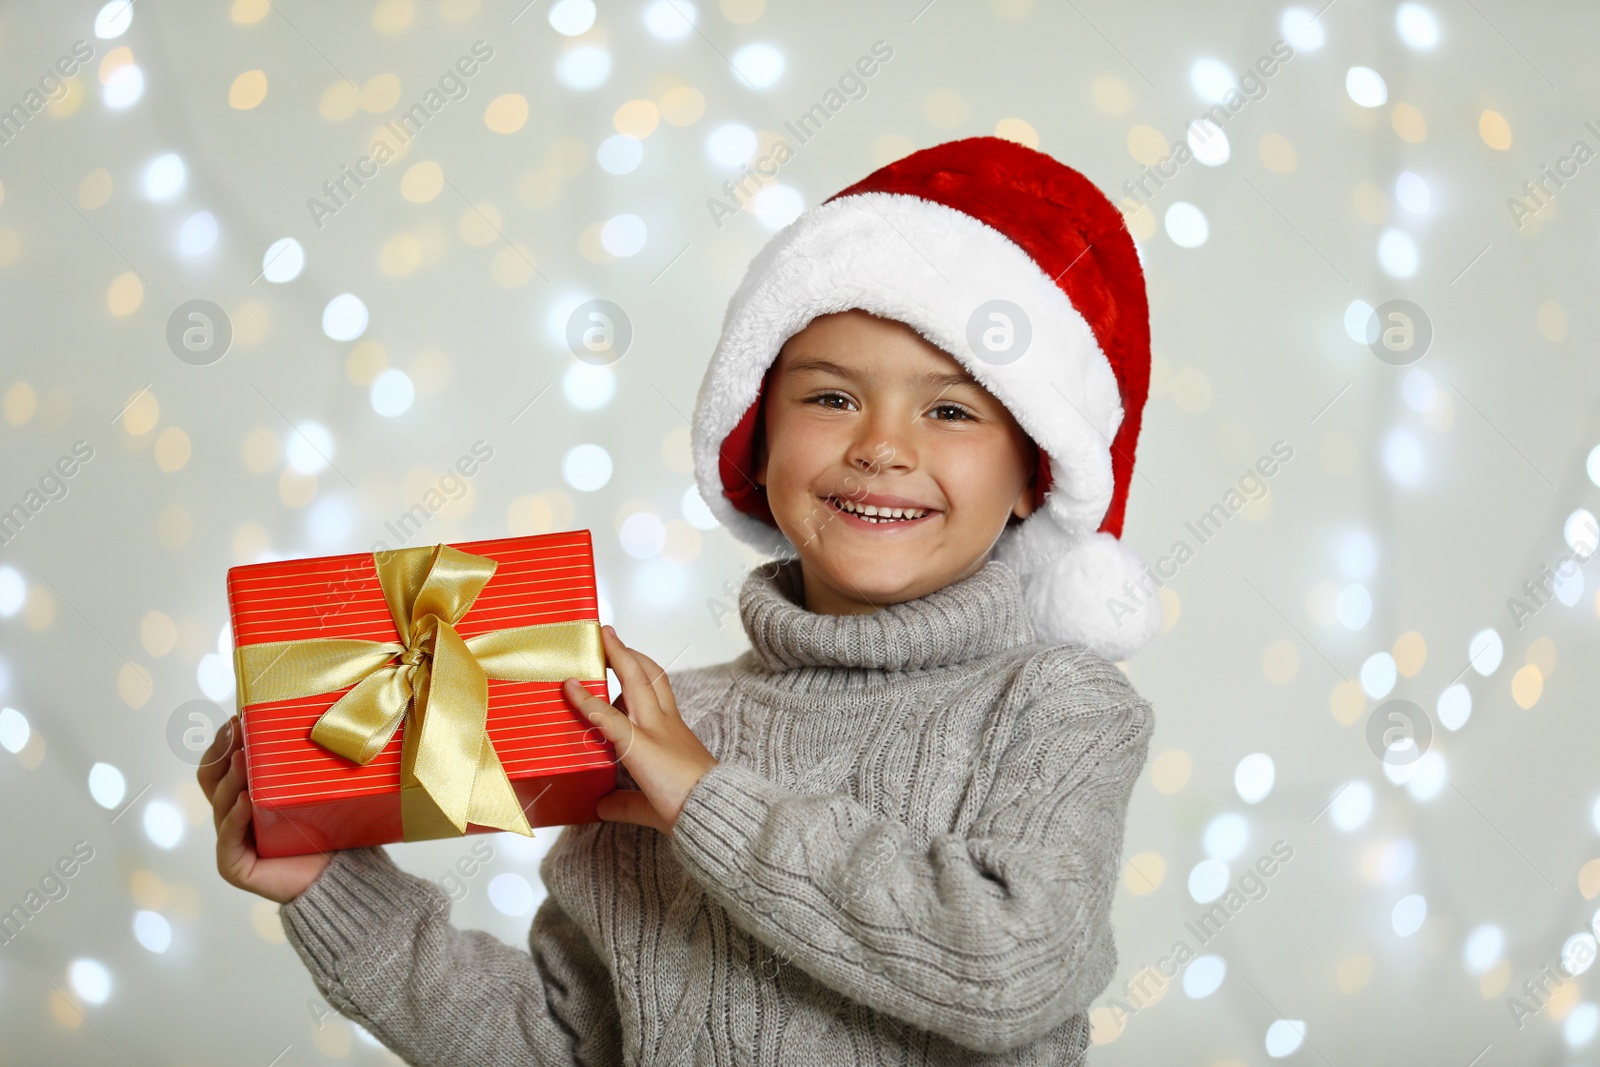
[996,520,1160,660]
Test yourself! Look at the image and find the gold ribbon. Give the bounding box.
[233,543,606,842]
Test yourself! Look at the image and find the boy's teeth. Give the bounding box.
[833,497,927,521]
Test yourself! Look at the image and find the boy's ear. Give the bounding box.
[1011,440,1039,521]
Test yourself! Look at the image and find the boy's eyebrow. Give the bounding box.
[782,356,978,391]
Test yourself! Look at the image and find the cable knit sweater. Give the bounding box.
[278,557,1154,1066]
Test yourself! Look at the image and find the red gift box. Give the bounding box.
[225,531,616,858]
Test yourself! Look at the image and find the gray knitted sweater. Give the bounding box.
[279,557,1154,1065]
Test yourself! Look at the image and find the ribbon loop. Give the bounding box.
[231,543,606,843]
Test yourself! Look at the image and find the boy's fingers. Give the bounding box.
[212,752,246,830]
[216,789,253,875]
[601,628,663,723]
[565,680,635,748]
[197,716,239,799]
[629,650,679,718]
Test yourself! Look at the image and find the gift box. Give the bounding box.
[225,531,616,858]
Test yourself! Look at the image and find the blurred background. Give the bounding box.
[1,0,1598,1062]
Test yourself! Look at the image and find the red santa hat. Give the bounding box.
[690,135,1159,660]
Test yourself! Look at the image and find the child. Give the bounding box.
[202,135,1159,1065]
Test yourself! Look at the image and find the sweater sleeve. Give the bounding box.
[668,655,1152,1055]
[278,845,619,1067]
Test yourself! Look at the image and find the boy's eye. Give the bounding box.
[928,403,974,422]
[806,391,855,411]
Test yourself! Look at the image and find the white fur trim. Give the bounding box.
[691,189,1152,655]
[994,526,1159,660]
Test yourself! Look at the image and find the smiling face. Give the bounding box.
[753,308,1040,616]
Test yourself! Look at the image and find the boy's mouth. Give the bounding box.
[821,495,940,527]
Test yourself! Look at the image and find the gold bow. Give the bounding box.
[233,543,606,842]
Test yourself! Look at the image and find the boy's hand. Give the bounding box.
[562,625,719,836]
[198,715,331,905]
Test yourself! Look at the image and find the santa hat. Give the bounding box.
[690,135,1159,660]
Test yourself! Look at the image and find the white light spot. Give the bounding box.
[370,368,415,418]
[1337,531,1378,579]
[88,762,127,808]
[707,123,757,167]
[286,421,334,474]
[322,293,369,341]
[1187,119,1229,166]
[1468,628,1503,676]
[134,911,172,953]
[143,800,184,849]
[1392,893,1427,936]
[644,0,696,39]
[103,64,145,109]
[1396,3,1440,49]
[753,184,803,230]
[197,652,234,702]
[0,566,25,617]
[1202,813,1249,861]
[1378,228,1419,277]
[1406,749,1447,802]
[632,558,690,607]
[682,485,718,530]
[600,213,647,257]
[1437,684,1471,731]
[1382,427,1425,486]
[1464,925,1504,974]
[1189,56,1236,103]
[731,43,784,89]
[1565,1003,1600,1047]
[1401,367,1436,413]
[1346,66,1388,107]
[178,211,218,257]
[1381,843,1416,882]
[556,45,611,90]
[0,706,30,753]
[70,959,112,1004]
[1589,444,1600,488]
[488,872,536,915]
[1188,858,1230,903]
[1555,560,1585,606]
[562,443,612,492]
[1280,7,1326,50]
[1564,933,1597,977]
[1566,508,1599,556]
[597,134,644,175]
[1164,201,1209,248]
[1265,1019,1308,1058]
[1329,780,1374,832]
[143,153,186,201]
[1234,752,1275,804]
[562,361,616,411]
[95,1,134,38]
[620,512,667,560]
[547,0,596,35]
[306,496,354,549]
[1335,583,1372,630]
[1344,299,1374,343]
[262,238,305,283]
[1395,170,1431,214]
[1183,955,1227,998]
[1360,652,1397,699]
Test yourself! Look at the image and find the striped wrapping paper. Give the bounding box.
[224,530,616,858]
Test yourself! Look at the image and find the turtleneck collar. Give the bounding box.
[737,557,1037,675]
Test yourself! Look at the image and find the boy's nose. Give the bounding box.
[846,411,915,472]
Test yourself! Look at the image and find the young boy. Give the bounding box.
[203,136,1159,1064]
